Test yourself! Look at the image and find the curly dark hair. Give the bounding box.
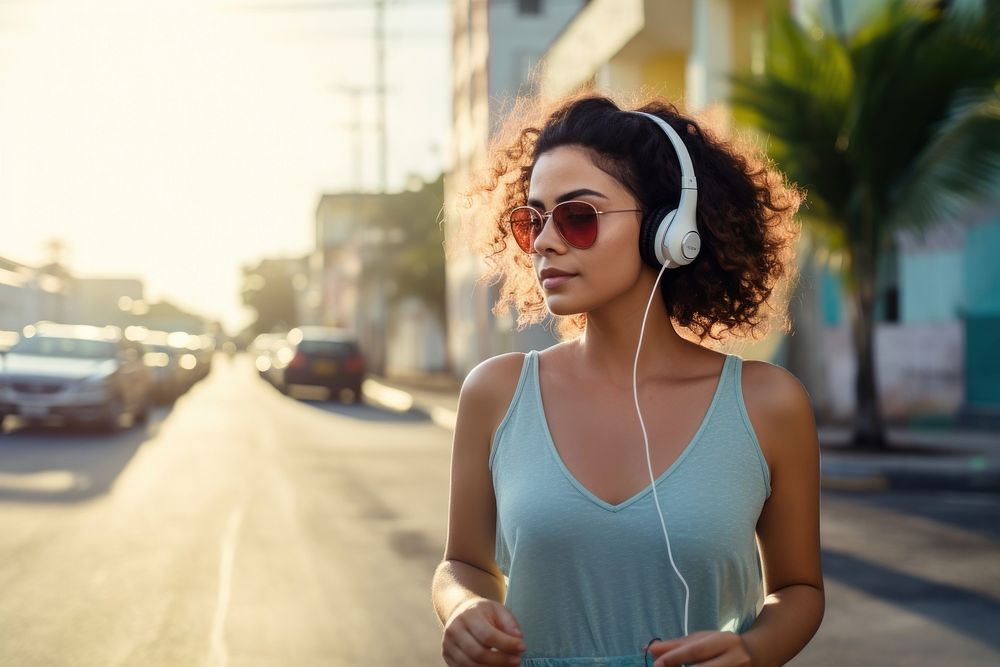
[454,92,802,343]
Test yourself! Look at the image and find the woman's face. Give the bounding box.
[526,145,646,317]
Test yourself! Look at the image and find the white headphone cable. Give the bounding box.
[632,261,690,638]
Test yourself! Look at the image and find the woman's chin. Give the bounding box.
[543,295,586,317]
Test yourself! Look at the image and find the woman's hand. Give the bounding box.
[646,631,753,667]
[442,597,526,667]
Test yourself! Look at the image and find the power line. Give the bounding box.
[236,0,400,192]
[232,0,583,11]
[231,0,444,11]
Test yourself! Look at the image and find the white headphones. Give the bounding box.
[627,111,700,640]
[629,111,701,269]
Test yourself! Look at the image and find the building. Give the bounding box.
[445,0,588,377]
[241,256,311,336]
[0,256,66,330]
[74,277,145,326]
[314,193,377,332]
[539,0,767,111]
[314,177,447,375]
[1,255,210,339]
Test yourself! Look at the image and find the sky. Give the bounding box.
[0,0,450,334]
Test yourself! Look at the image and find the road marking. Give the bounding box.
[362,379,458,429]
[209,506,244,667]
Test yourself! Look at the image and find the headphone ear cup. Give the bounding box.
[639,206,676,267]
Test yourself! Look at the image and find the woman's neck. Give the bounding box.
[574,277,699,389]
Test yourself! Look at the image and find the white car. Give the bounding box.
[0,323,153,432]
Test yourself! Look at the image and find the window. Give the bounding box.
[518,0,542,16]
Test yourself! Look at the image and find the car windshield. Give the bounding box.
[299,340,356,357]
[10,336,117,360]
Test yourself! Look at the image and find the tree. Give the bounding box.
[241,260,300,336]
[367,175,447,332]
[731,0,1000,448]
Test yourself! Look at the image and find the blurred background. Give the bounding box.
[0,0,997,665]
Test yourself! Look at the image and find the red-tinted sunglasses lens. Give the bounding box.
[509,207,540,253]
[508,202,599,253]
[552,201,599,249]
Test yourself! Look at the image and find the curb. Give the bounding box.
[820,462,1000,494]
[820,473,889,492]
[362,378,458,430]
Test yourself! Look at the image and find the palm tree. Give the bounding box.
[731,0,1000,449]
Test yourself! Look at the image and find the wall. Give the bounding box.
[821,322,965,421]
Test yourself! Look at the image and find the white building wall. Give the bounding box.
[387,297,448,374]
[487,1,585,101]
[686,0,732,109]
[821,322,965,420]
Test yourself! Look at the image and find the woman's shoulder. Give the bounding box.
[739,358,812,415]
[739,358,818,467]
[458,352,529,420]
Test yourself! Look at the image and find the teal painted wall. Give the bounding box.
[820,265,843,326]
[900,249,964,323]
[964,219,1000,316]
[966,315,1000,407]
[964,219,1000,408]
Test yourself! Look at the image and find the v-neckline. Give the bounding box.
[532,351,732,513]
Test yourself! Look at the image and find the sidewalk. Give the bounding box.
[818,426,1000,493]
[368,374,1000,494]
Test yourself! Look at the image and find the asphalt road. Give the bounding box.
[0,355,996,666]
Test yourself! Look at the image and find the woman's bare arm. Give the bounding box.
[431,353,525,626]
[739,361,825,667]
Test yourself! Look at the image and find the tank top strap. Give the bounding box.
[718,352,740,399]
[489,350,539,470]
[720,352,746,414]
[714,353,773,494]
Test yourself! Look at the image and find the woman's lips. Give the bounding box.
[541,274,575,289]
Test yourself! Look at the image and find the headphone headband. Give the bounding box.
[628,111,697,190]
[627,110,701,268]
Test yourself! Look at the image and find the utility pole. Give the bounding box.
[242,0,436,192]
[374,0,387,192]
[331,84,370,191]
[239,0,437,375]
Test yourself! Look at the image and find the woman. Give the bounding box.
[431,94,824,667]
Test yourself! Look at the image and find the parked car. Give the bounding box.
[271,327,365,402]
[138,329,189,402]
[157,331,209,389]
[249,332,286,377]
[0,330,19,353]
[0,322,153,432]
[190,334,216,380]
[261,337,294,387]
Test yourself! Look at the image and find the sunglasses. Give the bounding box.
[508,200,642,253]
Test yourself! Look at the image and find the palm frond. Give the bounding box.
[730,2,854,227]
[889,89,1000,231]
[733,0,1000,251]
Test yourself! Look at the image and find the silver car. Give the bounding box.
[0,323,153,432]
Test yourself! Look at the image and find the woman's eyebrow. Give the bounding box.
[527,188,608,208]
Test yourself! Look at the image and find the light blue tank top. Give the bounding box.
[489,350,771,667]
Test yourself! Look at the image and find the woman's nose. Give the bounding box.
[532,214,565,254]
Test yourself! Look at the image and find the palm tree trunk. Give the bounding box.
[848,247,889,449]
